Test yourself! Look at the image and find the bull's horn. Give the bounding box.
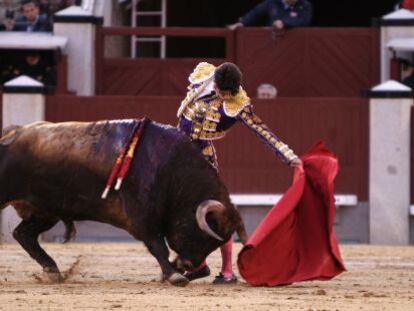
[196,200,224,241]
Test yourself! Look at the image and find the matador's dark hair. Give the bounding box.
[214,62,242,96]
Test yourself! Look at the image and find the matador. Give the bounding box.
[177,62,302,284]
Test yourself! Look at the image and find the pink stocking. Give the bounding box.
[220,236,233,277]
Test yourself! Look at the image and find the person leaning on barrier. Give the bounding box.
[228,0,312,31]
[13,0,52,32]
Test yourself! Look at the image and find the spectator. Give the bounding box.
[228,0,312,30]
[257,83,278,99]
[13,0,52,32]
[0,9,15,31]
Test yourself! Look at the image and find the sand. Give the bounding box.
[0,243,413,310]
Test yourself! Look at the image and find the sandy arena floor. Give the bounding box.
[0,242,413,310]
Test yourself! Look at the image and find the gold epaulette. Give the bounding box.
[177,85,196,117]
[177,63,216,118]
[189,62,216,84]
[223,87,251,117]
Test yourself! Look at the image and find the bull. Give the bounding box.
[0,119,247,286]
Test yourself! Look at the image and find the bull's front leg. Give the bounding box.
[13,216,62,283]
[144,235,189,287]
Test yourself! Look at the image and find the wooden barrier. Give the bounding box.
[95,27,235,95]
[95,27,379,97]
[235,27,379,97]
[46,95,369,199]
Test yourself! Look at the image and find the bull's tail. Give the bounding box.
[62,220,76,243]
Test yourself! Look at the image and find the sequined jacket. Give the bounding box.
[177,62,298,169]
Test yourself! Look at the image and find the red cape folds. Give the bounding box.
[237,142,346,286]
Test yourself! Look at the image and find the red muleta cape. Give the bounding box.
[237,142,346,286]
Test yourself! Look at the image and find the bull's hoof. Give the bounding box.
[44,272,63,283]
[43,268,63,283]
[167,273,189,287]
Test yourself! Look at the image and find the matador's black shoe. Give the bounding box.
[184,265,211,281]
[212,273,238,285]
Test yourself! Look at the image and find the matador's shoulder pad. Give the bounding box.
[188,62,216,84]
[223,87,251,117]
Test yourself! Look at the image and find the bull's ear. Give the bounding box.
[0,125,21,146]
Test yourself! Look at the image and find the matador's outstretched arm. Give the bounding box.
[238,105,298,164]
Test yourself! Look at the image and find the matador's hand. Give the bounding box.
[289,158,303,168]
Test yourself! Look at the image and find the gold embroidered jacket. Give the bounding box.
[177,62,298,166]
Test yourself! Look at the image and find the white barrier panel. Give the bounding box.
[1,76,46,243]
[230,194,358,207]
[368,80,413,245]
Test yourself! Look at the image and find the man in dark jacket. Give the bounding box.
[13,0,52,32]
[228,0,312,30]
